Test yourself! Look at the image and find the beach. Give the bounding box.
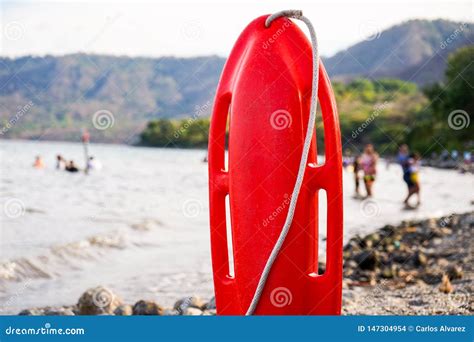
[1,140,473,314]
[15,211,474,316]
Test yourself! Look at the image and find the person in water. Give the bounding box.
[404,152,421,207]
[360,144,378,197]
[87,156,102,171]
[33,155,45,169]
[65,160,79,173]
[56,154,66,170]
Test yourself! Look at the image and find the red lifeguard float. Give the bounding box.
[208,12,343,315]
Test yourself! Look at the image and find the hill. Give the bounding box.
[0,54,225,142]
[324,19,473,85]
[0,19,472,143]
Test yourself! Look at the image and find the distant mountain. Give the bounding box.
[0,54,225,142]
[324,19,473,85]
[0,19,472,142]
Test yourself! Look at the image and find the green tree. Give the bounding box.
[445,46,474,115]
[420,46,474,150]
[140,119,176,147]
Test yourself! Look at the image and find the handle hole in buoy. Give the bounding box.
[315,108,325,166]
[317,189,327,275]
[223,106,231,172]
[225,194,235,278]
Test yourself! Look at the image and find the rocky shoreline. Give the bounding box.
[342,211,473,315]
[18,212,473,316]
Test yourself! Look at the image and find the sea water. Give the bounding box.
[0,140,472,313]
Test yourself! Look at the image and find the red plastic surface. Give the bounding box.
[208,15,343,315]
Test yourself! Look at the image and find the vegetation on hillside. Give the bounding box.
[140,46,473,156]
[410,46,474,152]
[139,78,425,154]
[140,117,210,148]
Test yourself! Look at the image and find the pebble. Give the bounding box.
[447,264,463,280]
[183,307,203,315]
[77,286,122,315]
[132,300,163,315]
[204,297,216,310]
[353,251,378,271]
[439,274,453,294]
[174,296,206,314]
[43,307,75,316]
[19,308,44,316]
[114,304,133,316]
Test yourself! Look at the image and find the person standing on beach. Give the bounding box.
[398,144,413,202]
[353,155,362,197]
[360,144,378,197]
[403,153,421,207]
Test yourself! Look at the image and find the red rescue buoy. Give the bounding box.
[208,11,343,315]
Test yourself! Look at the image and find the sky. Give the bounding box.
[0,0,473,58]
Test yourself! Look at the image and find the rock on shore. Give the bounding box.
[19,293,215,316]
[18,212,473,316]
[342,211,473,315]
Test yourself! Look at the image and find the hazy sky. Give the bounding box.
[1,0,472,58]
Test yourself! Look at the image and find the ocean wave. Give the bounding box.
[0,232,128,283]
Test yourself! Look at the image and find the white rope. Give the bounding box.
[246,10,320,315]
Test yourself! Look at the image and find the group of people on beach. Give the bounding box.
[344,143,421,207]
[33,155,101,173]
